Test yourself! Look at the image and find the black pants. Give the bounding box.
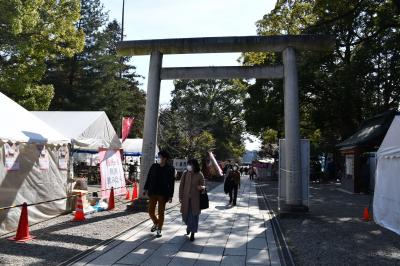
[229,184,239,205]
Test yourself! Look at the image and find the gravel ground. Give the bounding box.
[0,180,221,266]
[257,180,400,266]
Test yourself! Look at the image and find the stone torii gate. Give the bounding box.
[117,35,334,211]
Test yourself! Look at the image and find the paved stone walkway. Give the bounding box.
[71,177,280,266]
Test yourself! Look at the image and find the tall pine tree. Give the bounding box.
[44,0,145,136]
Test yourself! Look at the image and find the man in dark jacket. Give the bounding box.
[143,150,175,238]
[228,164,241,206]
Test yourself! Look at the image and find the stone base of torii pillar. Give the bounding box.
[126,198,149,212]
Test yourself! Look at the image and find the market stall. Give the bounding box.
[32,111,121,184]
[336,110,397,193]
[0,92,70,234]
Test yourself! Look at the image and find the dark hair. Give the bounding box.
[187,158,201,173]
[158,150,171,159]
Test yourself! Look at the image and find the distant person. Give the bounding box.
[326,158,335,182]
[179,159,205,241]
[249,166,256,180]
[227,164,241,206]
[133,161,139,181]
[223,160,232,175]
[143,150,175,238]
[129,160,138,182]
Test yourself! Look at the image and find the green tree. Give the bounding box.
[158,79,246,161]
[243,0,400,155]
[44,0,145,135]
[258,128,279,158]
[0,0,84,110]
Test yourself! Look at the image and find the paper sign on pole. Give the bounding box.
[37,145,50,170]
[4,143,20,171]
[58,145,69,170]
[99,149,126,198]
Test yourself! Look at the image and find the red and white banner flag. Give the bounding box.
[121,116,134,143]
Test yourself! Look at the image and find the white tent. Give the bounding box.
[32,111,121,151]
[121,138,159,157]
[0,92,71,234]
[373,115,400,235]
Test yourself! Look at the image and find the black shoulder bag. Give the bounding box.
[200,188,209,210]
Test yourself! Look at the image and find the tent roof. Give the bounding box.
[0,92,69,144]
[377,116,400,157]
[336,110,398,149]
[121,138,159,156]
[32,111,121,150]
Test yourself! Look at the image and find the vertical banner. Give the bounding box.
[99,149,126,198]
[4,143,20,171]
[121,116,134,143]
[37,144,50,170]
[209,151,223,177]
[58,145,69,170]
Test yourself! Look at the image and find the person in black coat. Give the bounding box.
[143,150,175,238]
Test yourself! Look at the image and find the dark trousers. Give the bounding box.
[148,195,166,230]
[229,184,239,205]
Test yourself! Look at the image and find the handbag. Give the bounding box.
[224,174,233,194]
[199,188,209,210]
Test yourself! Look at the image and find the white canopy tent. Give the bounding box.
[121,138,159,157]
[32,111,121,151]
[373,115,400,235]
[0,92,70,234]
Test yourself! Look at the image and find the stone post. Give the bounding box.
[140,51,163,193]
[282,47,303,207]
[128,51,162,210]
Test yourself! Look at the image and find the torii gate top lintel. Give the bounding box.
[116,35,334,56]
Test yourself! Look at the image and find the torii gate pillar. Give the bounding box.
[139,51,163,198]
[283,47,302,207]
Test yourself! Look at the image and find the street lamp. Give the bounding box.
[121,0,125,41]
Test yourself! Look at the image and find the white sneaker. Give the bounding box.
[156,229,162,238]
[151,224,158,232]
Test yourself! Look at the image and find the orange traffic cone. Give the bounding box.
[363,207,371,221]
[73,192,86,221]
[131,182,138,201]
[125,188,130,200]
[8,202,35,242]
[108,187,115,210]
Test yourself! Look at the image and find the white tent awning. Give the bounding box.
[32,111,121,150]
[121,138,159,156]
[0,93,69,144]
[373,116,400,236]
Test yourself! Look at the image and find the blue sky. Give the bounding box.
[100,0,274,150]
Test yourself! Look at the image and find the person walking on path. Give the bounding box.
[249,166,256,180]
[143,150,175,238]
[227,164,241,206]
[179,159,205,242]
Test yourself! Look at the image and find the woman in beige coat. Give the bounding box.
[179,158,205,241]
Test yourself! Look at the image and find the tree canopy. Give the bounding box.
[0,0,84,110]
[43,0,145,135]
[243,0,400,155]
[0,0,145,136]
[158,79,246,161]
